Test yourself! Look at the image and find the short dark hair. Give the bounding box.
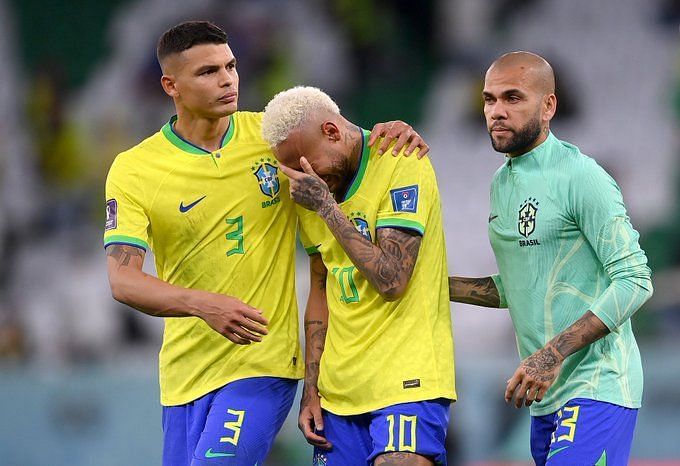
[157,21,228,63]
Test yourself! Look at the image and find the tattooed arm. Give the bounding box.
[298,254,332,449]
[105,244,267,344]
[280,158,421,301]
[449,276,502,307]
[505,310,610,408]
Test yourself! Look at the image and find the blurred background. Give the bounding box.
[0,0,679,464]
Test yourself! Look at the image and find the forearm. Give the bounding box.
[544,310,610,362]
[302,311,328,404]
[317,200,408,300]
[590,274,653,330]
[449,276,502,307]
[109,265,208,318]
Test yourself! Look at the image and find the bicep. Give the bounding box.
[106,244,146,278]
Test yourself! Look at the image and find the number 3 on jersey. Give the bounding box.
[225,216,244,256]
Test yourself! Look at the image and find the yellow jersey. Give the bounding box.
[104,112,303,406]
[298,129,456,415]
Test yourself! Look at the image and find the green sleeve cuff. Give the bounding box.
[491,274,508,308]
[304,245,320,255]
[104,234,149,251]
[376,218,425,235]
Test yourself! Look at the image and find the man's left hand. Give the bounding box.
[369,121,430,158]
[505,344,563,408]
[279,158,333,212]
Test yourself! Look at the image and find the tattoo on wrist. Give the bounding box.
[549,311,609,359]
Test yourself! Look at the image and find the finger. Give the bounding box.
[535,385,548,403]
[515,380,531,408]
[278,163,302,179]
[525,386,541,407]
[377,123,397,155]
[242,307,269,326]
[504,374,521,403]
[230,326,261,343]
[368,123,387,146]
[313,408,324,432]
[417,143,430,158]
[299,157,318,177]
[240,318,269,336]
[391,129,412,156]
[224,331,251,345]
[403,137,421,157]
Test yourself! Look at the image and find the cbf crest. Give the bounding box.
[251,157,280,198]
[518,197,539,238]
[313,453,328,466]
[350,211,372,242]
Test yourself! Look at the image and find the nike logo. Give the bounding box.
[488,214,499,222]
[204,448,236,458]
[179,196,206,213]
[546,445,570,459]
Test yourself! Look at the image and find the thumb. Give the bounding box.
[313,407,324,431]
[299,157,318,177]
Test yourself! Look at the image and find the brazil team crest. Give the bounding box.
[349,211,372,241]
[518,197,539,238]
[251,157,280,198]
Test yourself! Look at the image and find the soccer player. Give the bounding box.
[104,21,430,466]
[261,86,456,466]
[449,51,653,465]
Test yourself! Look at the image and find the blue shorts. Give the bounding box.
[531,398,638,466]
[313,399,450,466]
[162,377,298,466]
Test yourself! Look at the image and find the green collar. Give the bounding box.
[161,114,235,155]
[341,128,370,202]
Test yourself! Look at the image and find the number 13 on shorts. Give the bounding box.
[385,414,418,452]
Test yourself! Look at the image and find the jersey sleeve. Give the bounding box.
[569,160,653,330]
[375,156,436,235]
[103,155,150,251]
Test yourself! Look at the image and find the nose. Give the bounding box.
[218,68,234,87]
[487,101,507,121]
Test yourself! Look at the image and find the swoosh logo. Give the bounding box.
[546,445,570,459]
[488,214,499,223]
[204,448,236,458]
[179,195,206,213]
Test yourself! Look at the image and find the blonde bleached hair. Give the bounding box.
[261,86,340,147]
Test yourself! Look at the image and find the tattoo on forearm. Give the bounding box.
[106,244,144,268]
[549,311,609,360]
[318,202,421,298]
[449,276,501,307]
[302,320,327,407]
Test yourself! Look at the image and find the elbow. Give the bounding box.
[380,284,408,302]
[109,278,130,304]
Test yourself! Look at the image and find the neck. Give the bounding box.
[335,124,363,200]
[173,108,232,152]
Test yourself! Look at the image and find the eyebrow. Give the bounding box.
[195,58,236,74]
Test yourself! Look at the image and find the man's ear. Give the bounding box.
[321,121,341,142]
[161,74,179,98]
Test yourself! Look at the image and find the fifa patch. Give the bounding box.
[390,185,418,213]
[105,199,117,231]
[403,379,421,389]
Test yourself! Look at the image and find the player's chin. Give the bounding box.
[213,101,238,116]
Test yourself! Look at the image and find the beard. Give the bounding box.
[489,116,542,155]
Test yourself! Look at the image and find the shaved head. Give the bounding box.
[482,51,558,157]
[487,51,555,96]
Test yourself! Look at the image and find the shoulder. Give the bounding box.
[232,111,268,144]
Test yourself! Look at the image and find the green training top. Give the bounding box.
[488,132,653,416]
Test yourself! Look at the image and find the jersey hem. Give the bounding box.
[320,389,456,416]
[160,369,303,406]
[528,394,642,416]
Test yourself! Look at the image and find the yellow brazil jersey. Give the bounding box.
[298,129,456,416]
[104,112,303,406]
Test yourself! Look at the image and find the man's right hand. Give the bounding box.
[197,294,269,345]
[298,387,332,450]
